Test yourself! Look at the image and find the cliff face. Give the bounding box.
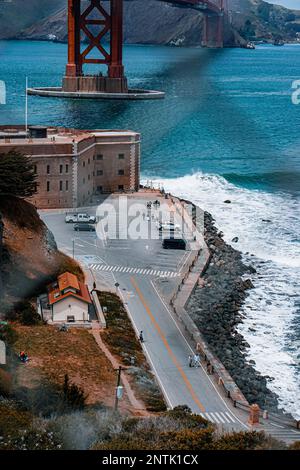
[12,0,300,47]
[0,0,64,39]
[0,196,82,315]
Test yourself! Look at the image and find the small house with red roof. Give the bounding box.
[47,272,92,324]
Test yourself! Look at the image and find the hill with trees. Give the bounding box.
[1,0,299,46]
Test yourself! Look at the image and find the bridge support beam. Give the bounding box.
[63,0,128,94]
[203,14,224,48]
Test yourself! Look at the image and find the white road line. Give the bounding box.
[225,411,236,423]
[269,422,285,429]
[207,413,218,424]
[150,279,249,430]
[214,412,226,424]
[220,412,231,424]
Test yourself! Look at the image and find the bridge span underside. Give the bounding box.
[63,0,225,95]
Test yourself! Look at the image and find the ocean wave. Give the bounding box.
[222,171,300,194]
[145,172,300,418]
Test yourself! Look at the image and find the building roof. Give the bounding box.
[58,272,80,292]
[48,272,92,306]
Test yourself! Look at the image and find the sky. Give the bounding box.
[266,0,300,9]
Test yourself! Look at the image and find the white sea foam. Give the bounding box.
[146,172,300,419]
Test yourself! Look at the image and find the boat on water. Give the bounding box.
[245,42,256,49]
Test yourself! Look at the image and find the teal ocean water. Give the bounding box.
[0,40,299,417]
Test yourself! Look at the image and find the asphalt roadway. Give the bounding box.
[39,195,300,440]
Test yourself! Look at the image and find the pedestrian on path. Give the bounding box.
[188,355,194,367]
[194,353,200,368]
[139,331,144,343]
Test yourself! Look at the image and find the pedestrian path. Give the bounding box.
[200,411,238,425]
[260,421,300,445]
[89,263,180,278]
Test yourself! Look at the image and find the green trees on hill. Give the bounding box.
[0,151,37,198]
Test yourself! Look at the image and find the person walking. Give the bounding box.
[194,353,200,368]
[139,331,144,343]
[188,355,193,368]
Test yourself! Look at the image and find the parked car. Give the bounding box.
[65,213,96,224]
[158,222,181,232]
[162,238,186,250]
[74,223,96,232]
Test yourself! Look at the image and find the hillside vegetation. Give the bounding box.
[7,0,300,46]
[0,0,63,39]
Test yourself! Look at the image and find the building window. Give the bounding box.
[66,181,69,191]
[97,154,103,160]
[67,316,75,323]
[118,154,125,160]
[33,164,37,174]
[47,165,50,174]
[47,181,50,192]
[118,185,124,191]
[118,169,125,176]
[83,161,86,167]
[97,170,103,176]
[60,164,63,174]
[88,174,90,181]
[88,158,90,164]
[66,164,69,173]
[60,181,63,191]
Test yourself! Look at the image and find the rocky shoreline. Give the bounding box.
[187,211,280,412]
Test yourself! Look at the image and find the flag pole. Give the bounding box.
[25,76,28,134]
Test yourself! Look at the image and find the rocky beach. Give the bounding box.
[187,210,280,412]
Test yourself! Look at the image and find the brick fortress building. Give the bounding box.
[0,126,140,208]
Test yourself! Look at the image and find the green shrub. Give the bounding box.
[0,323,17,345]
[15,301,41,326]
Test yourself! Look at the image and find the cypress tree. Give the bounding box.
[0,151,37,198]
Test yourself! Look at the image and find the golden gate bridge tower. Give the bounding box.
[28,0,226,99]
[64,0,128,94]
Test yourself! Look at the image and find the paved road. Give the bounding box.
[40,197,300,441]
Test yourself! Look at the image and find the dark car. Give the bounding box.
[162,238,186,250]
[74,223,96,232]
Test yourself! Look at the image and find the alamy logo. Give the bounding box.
[0,80,6,104]
[291,80,300,105]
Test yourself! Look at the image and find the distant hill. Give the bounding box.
[1,0,300,46]
[0,0,63,39]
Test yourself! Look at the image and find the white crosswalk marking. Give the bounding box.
[225,412,236,423]
[200,412,237,425]
[89,264,180,278]
[214,412,226,424]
